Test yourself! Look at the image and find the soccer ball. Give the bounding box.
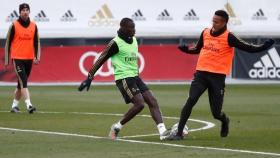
[171,122,188,135]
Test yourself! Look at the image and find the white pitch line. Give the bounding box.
[119,127,207,139]
[119,121,214,139]
[119,133,159,138]
[0,110,215,138]
[118,138,280,157]
[40,111,216,132]
[0,127,279,157]
[0,127,104,139]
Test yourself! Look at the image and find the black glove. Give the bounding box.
[78,78,92,91]
[178,44,189,53]
[263,39,275,49]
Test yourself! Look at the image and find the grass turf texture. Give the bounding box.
[0,85,279,158]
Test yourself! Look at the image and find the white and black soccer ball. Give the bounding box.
[171,123,188,135]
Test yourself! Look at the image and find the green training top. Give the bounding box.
[111,36,139,80]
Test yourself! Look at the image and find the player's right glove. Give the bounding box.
[78,77,92,91]
[178,44,189,53]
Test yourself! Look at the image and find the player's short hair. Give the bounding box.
[215,10,229,23]
[120,18,134,27]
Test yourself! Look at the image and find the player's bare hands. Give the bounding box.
[34,59,40,65]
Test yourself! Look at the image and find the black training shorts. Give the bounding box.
[13,59,33,89]
[116,76,149,104]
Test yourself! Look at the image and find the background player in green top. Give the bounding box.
[78,18,169,140]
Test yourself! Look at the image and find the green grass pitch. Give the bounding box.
[0,84,279,158]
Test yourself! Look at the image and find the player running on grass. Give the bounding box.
[166,10,275,140]
[78,18,169,140]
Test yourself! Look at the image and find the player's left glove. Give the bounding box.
[78,77,92,91]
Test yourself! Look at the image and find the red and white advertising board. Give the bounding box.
[0,45,198,83]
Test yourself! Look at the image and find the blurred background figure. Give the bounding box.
[4,3,40,114]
